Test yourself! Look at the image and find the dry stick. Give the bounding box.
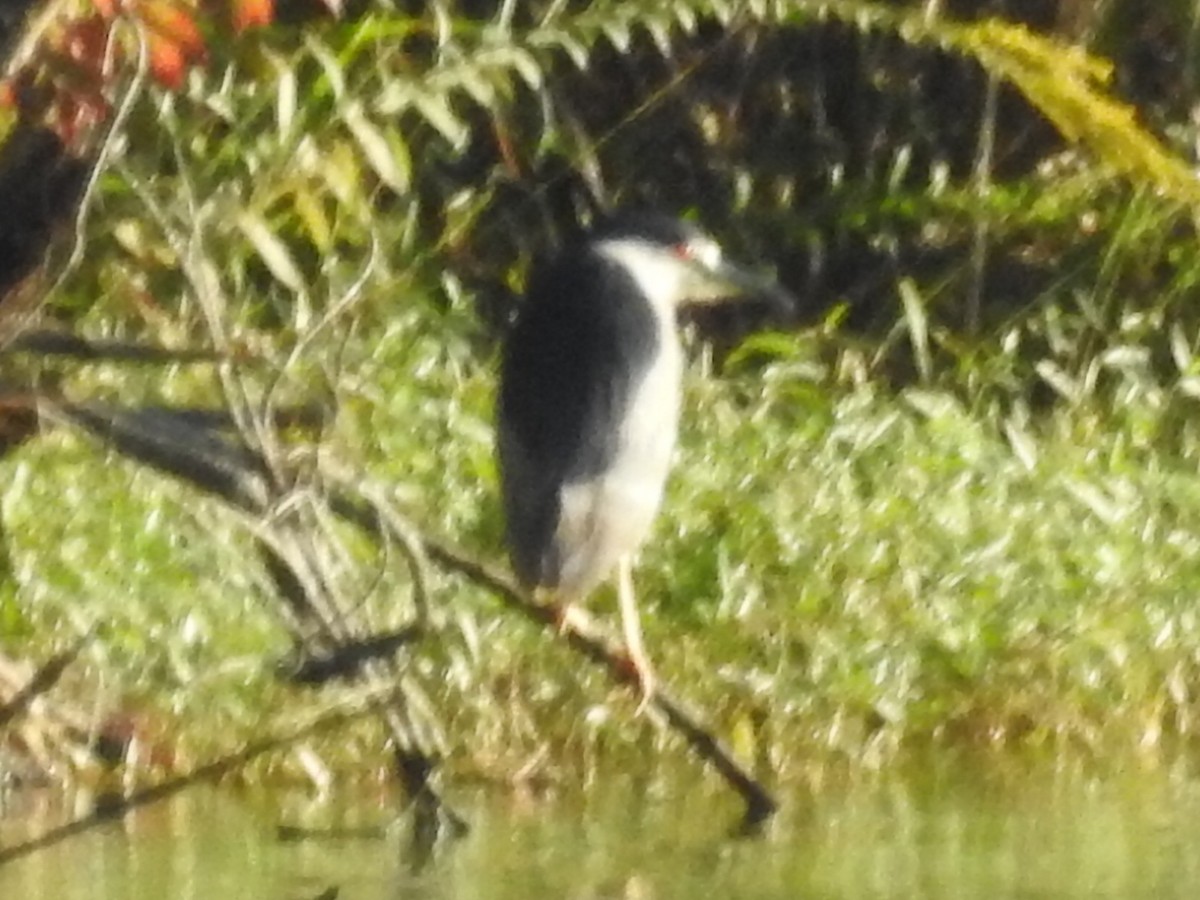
[43,401,465,838]
[329,495,779,828]
[44,403,773,824]
[0,634,90,730]
[0,330,227,364]
[0,687,399,868]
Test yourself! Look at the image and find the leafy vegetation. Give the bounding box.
[6,0,1200,792]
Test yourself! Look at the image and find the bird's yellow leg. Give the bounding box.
[616,556,655,710]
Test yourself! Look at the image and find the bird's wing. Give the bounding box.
[497,253,658,590]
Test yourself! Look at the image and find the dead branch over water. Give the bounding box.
[0,687,400,868]
[333,496,779,827]
[30,398,775,830]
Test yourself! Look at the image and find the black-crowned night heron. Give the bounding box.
[497,210,791,701]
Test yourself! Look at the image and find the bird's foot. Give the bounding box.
[616,649,656,715]
[547,601,591,634]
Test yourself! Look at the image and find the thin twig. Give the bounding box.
[0,634,90,730]
[0,687,399,868]
[44,16,149,305]
[337,479,433,628]
[1,330,227,364]
[968,71,999,336]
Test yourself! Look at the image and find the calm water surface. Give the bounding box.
[2,762,1199,898]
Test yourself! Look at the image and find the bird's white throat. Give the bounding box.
[593,238,695,317]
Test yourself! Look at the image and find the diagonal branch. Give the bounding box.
[41,399,465,839]
[0,686,401,868]
[45,398,776,828]
[328,492,779,828]
[0,634,90,730]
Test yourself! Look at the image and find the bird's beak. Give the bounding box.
[685,256,797,318]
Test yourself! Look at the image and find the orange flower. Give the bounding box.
[231,0,274,33]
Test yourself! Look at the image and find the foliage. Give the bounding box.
[6,0,1200,784]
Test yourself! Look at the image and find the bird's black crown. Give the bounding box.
[587,209,707,249]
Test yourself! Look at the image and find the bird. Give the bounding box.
[496,210,792,703]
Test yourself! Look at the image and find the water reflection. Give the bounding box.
[2,762,1200,899]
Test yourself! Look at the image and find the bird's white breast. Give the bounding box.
[552,240,686,597]
[592,235,686,508]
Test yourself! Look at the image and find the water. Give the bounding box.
[3,762,1200,898]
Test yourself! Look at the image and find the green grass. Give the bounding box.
[8,0,1200,787]
[6,311,1200,784]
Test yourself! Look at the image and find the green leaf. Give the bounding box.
[376,82,470,149]
[455,63,500,109]
[898,278,932,383]
[1036,360,1080,404]
[236,211,305,293]
[318,140,366,209]
[305,36,347,102]
[343,104,411,193]
[603,21,632,53]
[412,92,470,148]
[503,47,544,90]
[275,59,297,139]
[292,186,332,253]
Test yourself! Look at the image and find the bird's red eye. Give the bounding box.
[672,242,693,260]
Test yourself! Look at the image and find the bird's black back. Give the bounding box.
[498,242,661,586]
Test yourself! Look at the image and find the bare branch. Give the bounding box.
[0,686,402,869]
[328,492,779,828]
[0,634,90,730]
